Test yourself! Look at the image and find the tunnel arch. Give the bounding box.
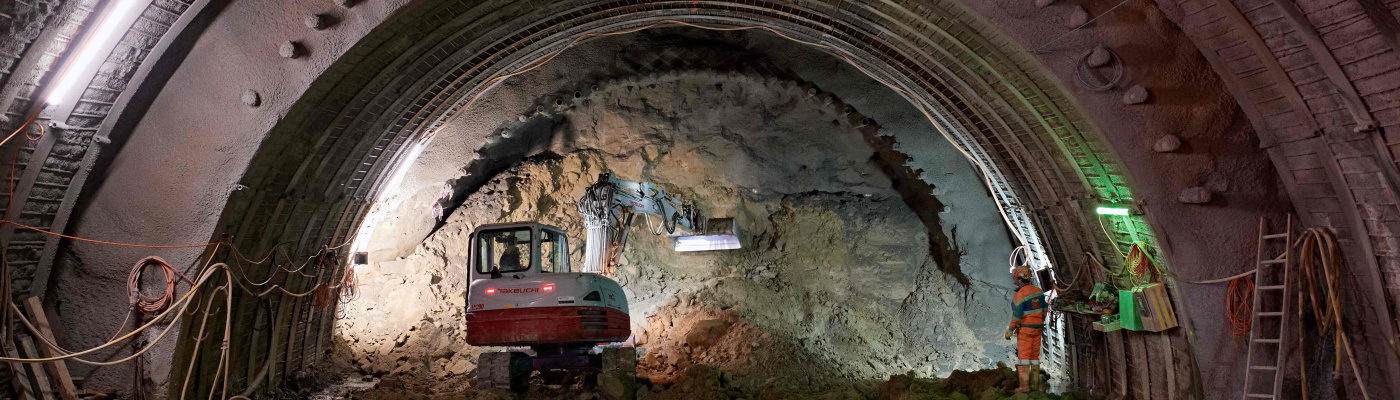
[179,0,1169,396]
[229,0,1157,297]
[7,0,1400,395]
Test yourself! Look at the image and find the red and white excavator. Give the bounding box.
[466,173,740,389]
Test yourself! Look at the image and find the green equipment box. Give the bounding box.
[1118,283,1178,332]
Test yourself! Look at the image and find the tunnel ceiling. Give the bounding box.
[232,0,1151,287]
[0,0,1398,398]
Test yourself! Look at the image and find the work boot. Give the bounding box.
[1015,365,1030,393]
[1029,364,1041,391]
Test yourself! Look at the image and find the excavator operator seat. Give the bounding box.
[478,227,533,273]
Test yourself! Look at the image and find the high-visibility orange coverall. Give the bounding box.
[1010,284,1047,365]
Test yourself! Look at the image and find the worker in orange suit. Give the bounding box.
[1005,265,1046,393]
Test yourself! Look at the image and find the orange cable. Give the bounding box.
[1226,276,1253,353]
[26,122,43,142]
[0,121,223,249]
[128,256,184,314]
[3,221,217,248]
[0,112,40,153]
[2,119,39,224]
[0,118,224,250]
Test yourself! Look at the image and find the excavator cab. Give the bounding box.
[476,224,566,278]
[465,222,629,347]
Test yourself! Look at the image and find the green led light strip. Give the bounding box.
[1095,206,1131,216]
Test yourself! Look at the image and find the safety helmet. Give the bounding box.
[1013,265,1033,281]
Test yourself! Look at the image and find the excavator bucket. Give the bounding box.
[674,217,742,252]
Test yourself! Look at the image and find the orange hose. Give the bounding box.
[1226,276,1253,351]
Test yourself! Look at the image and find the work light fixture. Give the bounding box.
[47,0,151,105]
[1095,205,1132,216]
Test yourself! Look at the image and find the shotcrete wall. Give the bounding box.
[45,0,416,392]
[24,0,1304,398]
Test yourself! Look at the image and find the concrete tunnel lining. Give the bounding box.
[170,2,1151,396]
[2,0,1362,398]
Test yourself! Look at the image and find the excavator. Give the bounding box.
[466,173,740,390]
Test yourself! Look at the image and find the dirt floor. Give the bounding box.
[300,364,1080,400]
[300,326,1077,400]
[316,286,1078,400]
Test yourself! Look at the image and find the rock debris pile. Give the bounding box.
[325,72,1025,398]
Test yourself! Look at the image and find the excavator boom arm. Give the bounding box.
[576,173,736,273]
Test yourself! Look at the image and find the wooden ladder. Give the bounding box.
[1242,215,1293,400]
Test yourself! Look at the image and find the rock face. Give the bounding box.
[335,72,1015,393]
[1067,6,1090,28]
[685,319,734,348]
[1153,134,1182,153]
[1123,85,1150,105]
[1178,186,1212,204]
[1086,46,1113,67]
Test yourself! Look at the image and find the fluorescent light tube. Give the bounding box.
[47,0,150,105]
[673,234,742,252]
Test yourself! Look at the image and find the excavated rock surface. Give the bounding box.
[331,72,1020,396]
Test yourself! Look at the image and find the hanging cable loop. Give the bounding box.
[128,256,184,315]
[1075,47,1124,92]
[1009,245,1029,271]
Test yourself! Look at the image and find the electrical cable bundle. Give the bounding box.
[311,248,339,309]
[1008,246,1029,271]
[577,176,615,224]
[0,118,361,400]
[1167,221,1369,398]
[1226,276,1253,340]
[1126,245,1163,287]
[1075,47,1124,92]
[128,256,185,314]
[124,256,188,400]
[1294,228,1370,400]
[0,244,11,346]
[339,263,358,305]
